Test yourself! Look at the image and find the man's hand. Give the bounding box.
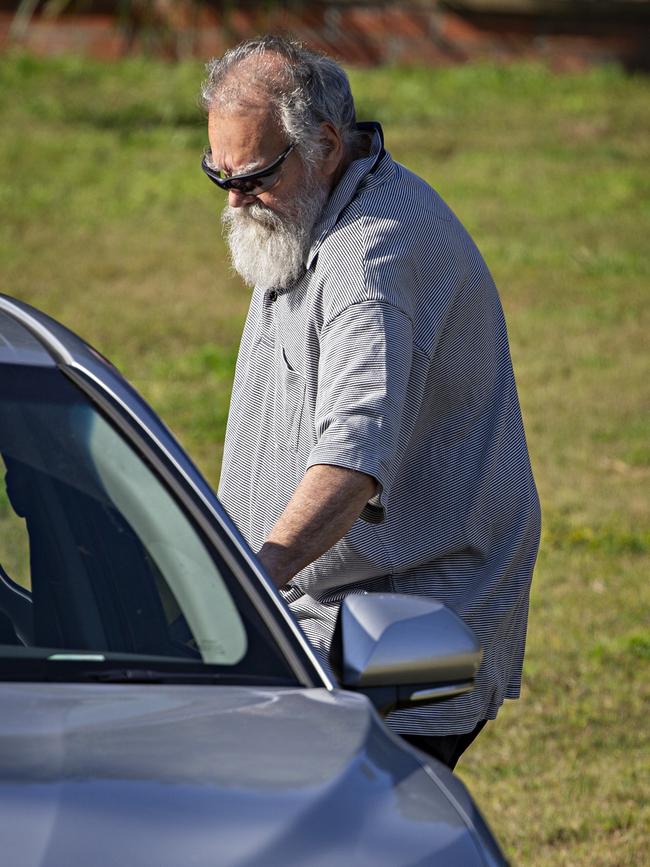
[256,464,377,589]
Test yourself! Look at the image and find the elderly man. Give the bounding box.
[200,35,540,769]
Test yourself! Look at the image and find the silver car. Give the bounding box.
[0,294,508,866]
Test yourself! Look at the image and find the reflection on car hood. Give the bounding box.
[0,683,491,867]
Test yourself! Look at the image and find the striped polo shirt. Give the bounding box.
[218,123,541,735]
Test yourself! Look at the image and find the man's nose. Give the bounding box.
[228,189,257,208]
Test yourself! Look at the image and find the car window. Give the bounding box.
[0,364,297,685]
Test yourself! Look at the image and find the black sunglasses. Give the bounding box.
[201,143,294,195]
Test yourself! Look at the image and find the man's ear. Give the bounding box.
[320,121,345,178]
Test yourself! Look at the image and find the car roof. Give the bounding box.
[0,308,57,367]
[0,294,117,368]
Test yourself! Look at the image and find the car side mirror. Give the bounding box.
[329,593,482,716]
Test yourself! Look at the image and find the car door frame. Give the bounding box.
[0,294,333,692]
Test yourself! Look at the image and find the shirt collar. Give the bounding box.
[305,121,386,271]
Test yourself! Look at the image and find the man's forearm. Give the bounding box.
[257,464,377,589]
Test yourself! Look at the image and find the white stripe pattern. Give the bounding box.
[218,123,541,735]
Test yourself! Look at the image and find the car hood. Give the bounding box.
[0,683,495,867]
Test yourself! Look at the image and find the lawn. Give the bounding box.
[0,51,648,865]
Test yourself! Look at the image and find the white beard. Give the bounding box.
[221,180,329,291]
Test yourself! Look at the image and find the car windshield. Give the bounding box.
[0,364,296,686]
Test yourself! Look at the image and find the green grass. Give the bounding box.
[1,52,649,865]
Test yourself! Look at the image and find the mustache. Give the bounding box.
[222,201,285,231]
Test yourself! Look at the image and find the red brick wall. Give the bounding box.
[0,2,648,71]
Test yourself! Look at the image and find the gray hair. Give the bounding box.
[200,35,361,167]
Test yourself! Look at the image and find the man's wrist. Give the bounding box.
[256,541,293,589]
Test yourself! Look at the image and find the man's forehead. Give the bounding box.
[207,106,284,170]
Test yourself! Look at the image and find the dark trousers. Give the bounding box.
[400,720,487,770]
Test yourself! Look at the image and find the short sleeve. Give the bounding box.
[306,300,413,522]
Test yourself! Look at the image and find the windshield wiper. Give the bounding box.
[45,652,223,682]
[0,653,296,687]
[66,667,242,684]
